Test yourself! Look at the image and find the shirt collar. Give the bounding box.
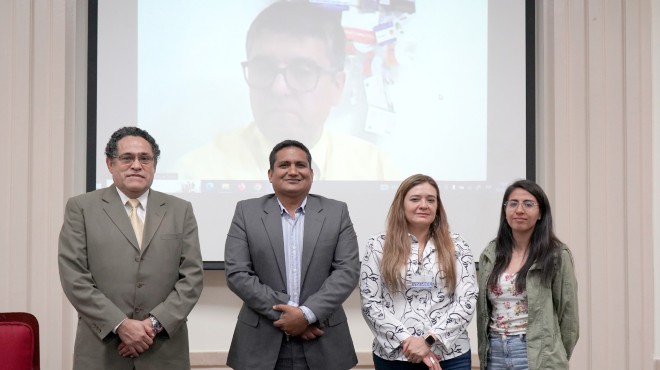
[116,187,149,209]
[276,196,307,216]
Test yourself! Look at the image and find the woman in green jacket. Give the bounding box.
[476,180,579,370]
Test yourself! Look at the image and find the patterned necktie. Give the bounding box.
[127,199,144,248]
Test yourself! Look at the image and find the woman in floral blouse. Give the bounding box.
[476,180,579,370]
[360,174,477,370]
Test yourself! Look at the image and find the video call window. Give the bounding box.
[94,0,529,264]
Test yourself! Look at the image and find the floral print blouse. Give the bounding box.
[487,273,529,335]
[360,233,478,362]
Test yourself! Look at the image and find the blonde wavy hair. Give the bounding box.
[381,174,456,293]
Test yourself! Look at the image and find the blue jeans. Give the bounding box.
[373,350,471,370]
[487,334,529,370]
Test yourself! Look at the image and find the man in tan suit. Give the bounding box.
[59,126,204,370]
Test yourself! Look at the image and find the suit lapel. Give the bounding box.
[142,190,166,253]
[301,196,324,285]
[262,196,287,285]
[101,185,140,251]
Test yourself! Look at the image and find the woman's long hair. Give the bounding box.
[487,179,561,292]
[381,174,456,293]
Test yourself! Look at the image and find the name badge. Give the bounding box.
[410,274,434,289]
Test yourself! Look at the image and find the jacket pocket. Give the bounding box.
[237,305,260,327]
[323,309,347,327]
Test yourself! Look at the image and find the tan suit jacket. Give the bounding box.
[58,185,203,370]
[225,194,359,370]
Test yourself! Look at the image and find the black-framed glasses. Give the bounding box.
[114,153,154,166]
[504,200,538,210]
[241,59,337,92]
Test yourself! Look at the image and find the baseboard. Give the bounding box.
[191,351,481,369]
[190,351,227,367]
[189,351,373,368]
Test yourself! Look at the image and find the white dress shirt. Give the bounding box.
[277,197,316,324]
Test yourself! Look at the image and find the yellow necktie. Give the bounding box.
[127,199,144,248]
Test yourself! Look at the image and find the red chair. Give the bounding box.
[0,312,40,370]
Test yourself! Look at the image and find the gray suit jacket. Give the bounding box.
[58,185,204,370]
[225,194,359,370]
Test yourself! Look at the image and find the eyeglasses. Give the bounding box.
[504,200,538,209]
[241,59,337,92]
[114,153,155,166]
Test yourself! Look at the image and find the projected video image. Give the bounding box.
[136,0,487,188]
[95,0,528,263]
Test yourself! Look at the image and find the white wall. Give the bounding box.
[536,0,655,368]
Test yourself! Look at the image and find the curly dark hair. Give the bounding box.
[104,126,161,163]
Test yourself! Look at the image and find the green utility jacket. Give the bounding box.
[476,242,579,370]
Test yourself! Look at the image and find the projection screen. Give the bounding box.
[89,0,533,268]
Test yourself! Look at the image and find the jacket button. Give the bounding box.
[137,282,144,288]
[135,257,141,262]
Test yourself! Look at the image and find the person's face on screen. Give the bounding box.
[268,146,313,200]
[106,136,155,198]
[247,32,345,146]
[403,182,438,232]
[505,188,541,235]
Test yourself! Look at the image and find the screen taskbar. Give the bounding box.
[97,177,513,195]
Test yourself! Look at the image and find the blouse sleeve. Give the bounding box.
[359,235,411,354]
[430,234,478,351]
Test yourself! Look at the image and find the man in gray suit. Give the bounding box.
[59,126,204,370]
[225,139,359,369]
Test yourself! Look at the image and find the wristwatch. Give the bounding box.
[149,315,163,335]
[425,334,436,347]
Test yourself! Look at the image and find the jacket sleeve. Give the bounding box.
[224,201,290,321]
[58,197,127,340]
[300,202,360,322]
[552,246,579,359]
[149,201,204,336]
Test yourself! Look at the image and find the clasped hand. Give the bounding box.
[402,336,442,370]
[273,304,324,340]
[117,318,155,358]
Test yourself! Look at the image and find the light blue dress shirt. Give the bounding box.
[277,197,317,324]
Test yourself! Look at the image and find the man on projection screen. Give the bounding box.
[176,1,398,181]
